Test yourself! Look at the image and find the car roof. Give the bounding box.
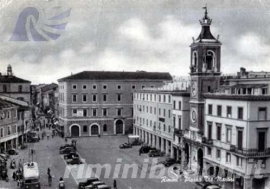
[92,181,105,184]
[97,185,111,189]
[206,185,220,189]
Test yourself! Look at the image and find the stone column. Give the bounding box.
[148,133,152,146]
[161,138,164,152]
[170,145,174,159]
[181,149,185,167]
[156,137,160,150]
[152,134,155,148]
[176,148,179,161]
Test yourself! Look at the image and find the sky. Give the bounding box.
[1,0,270,84]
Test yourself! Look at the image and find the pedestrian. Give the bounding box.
[59,177,65,189]
[47,167,51,176]
[47,134,49,139]
[13,171,16,181]
[48,173,52,186]
[113,179,117,189]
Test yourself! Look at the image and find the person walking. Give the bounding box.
[59,177,65,189]
[47,167,51,176]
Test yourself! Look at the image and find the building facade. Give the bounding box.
[58,71,172,137]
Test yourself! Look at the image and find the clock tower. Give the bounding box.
[189,7,221,132]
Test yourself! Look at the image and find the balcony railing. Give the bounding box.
[202,137,213,145]
[230,145,270,157]
[174,128,184,137]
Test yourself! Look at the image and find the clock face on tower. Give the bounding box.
[191,108,197,123]
[191,81,197,97]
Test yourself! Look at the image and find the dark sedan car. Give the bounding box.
[139,146,156,153]
[131,140,143,146]
[7,148,18,155]
[148,150,165,157]
[119,143,132,149]
[78,177,99,189]
[64,152,79,160]
[60,147,76,154]
[159,158,178,167]
[67,157,82,165]
[59,144,76,150]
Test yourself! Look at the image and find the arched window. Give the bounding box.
[205,51,215,70]
[103,124,107,132]
[3,85,6,92]
[192,51,198,67]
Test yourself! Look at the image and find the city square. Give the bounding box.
[1,1,270,189]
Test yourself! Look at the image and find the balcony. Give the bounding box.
[230,145,270,157]
[202,137,213,145]
[174,128,184,137]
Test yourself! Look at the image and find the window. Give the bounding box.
[163,95,166,103]
[163,109,166,117]
[258,129,267,152]
[173,101,176,109]
[159,108,161,115]
[117,85,121,89]
[168,110,171,118]
[217,105,222,116]
[163,124,166,131]
[103,85,107,89]
[92,94,97,102]
[3,85,6,92]
[103,109,107,116]
[132,85,136,89]
[238,107,243,119]
[216,123,221,141]
[236,156,242,167]
[154,107,156,114]
[142,86,145,89]
[0,128,3,137]
[18,85,22,92]
[168,95,171,103]
[72,84,77,89]
[83,109,87,117]
[7,126,11,135]
[178,117,181,129]
[206,50,215,70]
[262,88,268,95]
[117,94,122,102]
[258,107,267,120]
[72,109,77,116]
[192,51,198,67]
[93,85,97,89]
[103,94,107,102]
[226,153,231,163]
[83,125,88,133]
[208,122,212,139]
[103,124,107,132]
[216,149,221,159]
[150,107,152,114]
[237,129,243,150]
[168,126,171,133]
[179,101,181,110]
[83,94,87,102]
[208,104,212,115]
[227,106,232,118]
[173,117,176,127]
[117,108,122,116]
[226,126,232,143]
[72,94,77,102]
[82,85,87,89]
[207,147,212,155]
[92,109,97,117]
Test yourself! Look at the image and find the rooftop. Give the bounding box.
[58,71,172,81]
[0,99,18,110]
[0,75,30,83]
[204,93,270,101]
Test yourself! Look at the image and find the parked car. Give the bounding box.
[85,181,105,189]
[78,177,99,189]
[60,144,76,151]
[119,143,132,149]
[201,183,221,189]
[96,185,111,189]
[148,150,164,157]
[64,152,79,160]
[60,147,75,154]
[131,140,143,146]
[159,158,177,167]
[67,157,82,165]
[0,154,9,161]
[139,146,156,153]
[7,148,18,155]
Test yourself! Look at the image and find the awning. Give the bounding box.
[128,135,140,139]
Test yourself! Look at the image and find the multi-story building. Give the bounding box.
[0,99,19,152]
[133,80,190,158]
[57,71,172,137]
[0,65,31,103]
[203,88,270,189]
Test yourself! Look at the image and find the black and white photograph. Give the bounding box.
[0,0,270,189]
